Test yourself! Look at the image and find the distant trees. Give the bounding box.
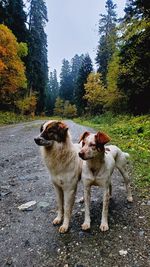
[45,69,59,114]
[74,54,93,115]
[52,53,93,116]
[59,59,73,101]
[54,97,77,118]
[96,0,117,84]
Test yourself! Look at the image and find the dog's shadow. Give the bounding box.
[73,187,134,232]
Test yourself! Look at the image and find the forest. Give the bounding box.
[0,0,150,117]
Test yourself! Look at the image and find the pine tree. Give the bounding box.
[71,54,84,103]
[96,0,117,84]
[71,54,84,84]
[27,0,48,113]
[45,69,59,114]
[59,59,73,102]
[0,0,28,42]
[74,54,93,115]
[118,0,150,114]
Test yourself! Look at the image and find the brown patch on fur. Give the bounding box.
[78,131,90,143]
[40,121,69,143]
[95,132,111,145]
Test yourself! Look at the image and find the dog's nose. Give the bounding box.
[78,151,84,159]
[34,136,42,145]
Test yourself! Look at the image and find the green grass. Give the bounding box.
[0,111,34,125]
[74,113,150,198]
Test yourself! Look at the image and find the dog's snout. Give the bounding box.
[79,151,85,159]
[34,136,42,145]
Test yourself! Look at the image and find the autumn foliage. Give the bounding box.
[0,24,27,108]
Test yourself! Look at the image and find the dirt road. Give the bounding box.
[0,120,149,267]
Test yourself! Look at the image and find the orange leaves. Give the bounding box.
[0,24,27,104]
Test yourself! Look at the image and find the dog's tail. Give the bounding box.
[123,152,130,163]
[124,152,130,159]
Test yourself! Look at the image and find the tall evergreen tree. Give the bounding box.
[59,59,73,102]
[0,0,28,42]
[71,54,84,102]
[118,0,150,114]
[74,54,93,115]
[45,69,59,114]
[71,54,84,84]
[27,0,48,113]
[96,0,117,84]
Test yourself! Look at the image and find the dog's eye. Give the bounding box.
[89,143,96,148]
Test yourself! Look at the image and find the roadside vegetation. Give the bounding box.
[75,113,150,198]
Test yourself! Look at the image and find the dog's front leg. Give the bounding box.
[100,187,110,232]
[59,188,76,233]
[53,185,64,225]
[82,185,91,230]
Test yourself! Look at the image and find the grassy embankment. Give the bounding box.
[0,111,149,198]
[75,113,150,198]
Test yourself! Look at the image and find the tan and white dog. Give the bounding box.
[79,131,133,232]
[34,120,82,233]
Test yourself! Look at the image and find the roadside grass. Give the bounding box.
[0,111,64,125]
[0,111,34,125]
[74,113,150,198]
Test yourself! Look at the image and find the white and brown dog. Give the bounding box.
[34,120,82,233]
[79,131,133,232]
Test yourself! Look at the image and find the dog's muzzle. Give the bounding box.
[78,151,85,160]
[34,136,53,146]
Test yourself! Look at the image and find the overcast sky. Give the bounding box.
[45,0,126,78]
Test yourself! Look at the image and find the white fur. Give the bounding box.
[41,131,82,233]
[80,133,133,232]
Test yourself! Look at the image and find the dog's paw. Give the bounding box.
[59,224,68,233]
[81,223,90,231]
[53,217,62,225]
[127,196,133,202]
[100,223,109,232]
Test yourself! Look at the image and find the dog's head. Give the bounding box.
[78,131,111,160]
[34,120,69,146]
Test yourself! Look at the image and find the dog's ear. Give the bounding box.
[58,122,68,133]
[40,121,46,132]
[78,131,90,143]
[58,122,68,129]
[95,131,111,145]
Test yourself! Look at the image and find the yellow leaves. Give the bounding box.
[53,97,77,118]
[18,42,28,58]
[0,24,27,104]
[84,72,106,106]
[15,94,37,115]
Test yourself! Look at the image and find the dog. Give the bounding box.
[34,120,82,233]
[78,131,133,232]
